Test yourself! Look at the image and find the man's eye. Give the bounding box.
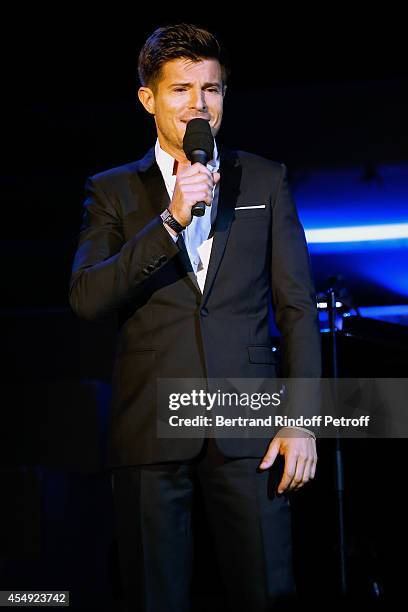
[174,88,186,92]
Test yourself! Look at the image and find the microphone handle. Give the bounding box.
[191,201,206,217]
[190,150,209,218]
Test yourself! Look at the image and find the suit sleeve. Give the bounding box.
[271,164,322,378]
[69,176,179,321]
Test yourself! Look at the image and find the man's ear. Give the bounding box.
[222,85,227,99]
[138,87,155,115]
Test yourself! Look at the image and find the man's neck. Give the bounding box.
[157,137,188,163]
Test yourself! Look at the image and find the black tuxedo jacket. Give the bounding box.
[69,146,321,467]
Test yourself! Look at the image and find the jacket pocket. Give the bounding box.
[234,204,269,219]
[247,345,277,364]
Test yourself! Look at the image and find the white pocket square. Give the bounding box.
[234,205,266,210]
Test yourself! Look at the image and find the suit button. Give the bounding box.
[159,255,168,264]
[200,307,209,317]
[142,267,150,275]
[147,264,155,272]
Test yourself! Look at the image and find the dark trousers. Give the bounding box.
[111,437,295,612]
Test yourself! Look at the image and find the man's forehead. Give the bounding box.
[161,57,222,83]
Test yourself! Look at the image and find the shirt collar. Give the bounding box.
[155,138,220,182]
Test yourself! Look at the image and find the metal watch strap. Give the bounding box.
[160,208,185,234]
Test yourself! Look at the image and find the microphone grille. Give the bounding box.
[183,118,214,161]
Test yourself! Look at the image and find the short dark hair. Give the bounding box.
[138,23,230,90]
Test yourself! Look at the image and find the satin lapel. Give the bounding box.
[132,147,170,215]
[201,148,242,304]
[133,147,201,296]
[175,234,202,294]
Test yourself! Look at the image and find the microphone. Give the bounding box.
[182,118,214,217]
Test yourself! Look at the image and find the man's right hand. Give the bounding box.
[169,162,220,228]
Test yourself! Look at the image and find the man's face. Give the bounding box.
[138,57,225,160]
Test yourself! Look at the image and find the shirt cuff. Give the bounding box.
[163,222,179,242]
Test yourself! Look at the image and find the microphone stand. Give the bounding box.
[326,285,347,596]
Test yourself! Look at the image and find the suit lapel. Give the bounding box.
[175,234,202,294]
[132,147,170,215]
[133,147,202,295]
[201,147,242,304]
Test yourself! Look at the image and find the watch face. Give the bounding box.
[161,209,184,232]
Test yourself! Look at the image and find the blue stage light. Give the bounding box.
[305,223,408,243]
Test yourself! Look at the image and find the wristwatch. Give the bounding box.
[160,208,186,234]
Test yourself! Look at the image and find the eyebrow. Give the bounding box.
[169,82,222,88]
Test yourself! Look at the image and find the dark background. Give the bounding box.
[1,9,407,610]
[2,12,407,309]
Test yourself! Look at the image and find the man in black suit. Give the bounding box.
[70,23,321,612]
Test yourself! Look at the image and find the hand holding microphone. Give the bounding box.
[168,119,220,228]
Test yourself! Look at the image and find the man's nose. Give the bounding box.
[189,88,207,111]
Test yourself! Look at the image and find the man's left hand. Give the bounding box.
[259,428,317,494]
